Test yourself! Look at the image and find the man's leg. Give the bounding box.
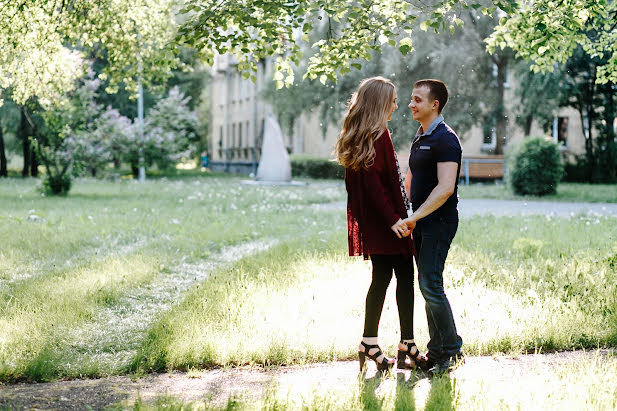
[416,219,462,364]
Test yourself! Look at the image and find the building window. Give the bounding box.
[238,123,243,148]
[232,123,236,147]
[552,117,568,146]
[219,126,223,148]
[482,120,496,150]
[246,121,250,146]
[235,72,241,102]
[218,82,225,107]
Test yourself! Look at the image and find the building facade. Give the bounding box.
[209,59,590,175]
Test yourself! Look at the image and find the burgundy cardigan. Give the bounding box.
[345,129,415,259]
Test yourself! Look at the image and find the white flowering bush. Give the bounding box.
[142,86,201,170]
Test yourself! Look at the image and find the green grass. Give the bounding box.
[459,181,617,203]
[0,176,345,381]
[1,175,617,389]
[129,213,617,373]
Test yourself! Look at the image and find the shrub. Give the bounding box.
[506,137,564,196]
[42,173,72,196]
[290,155,344,179]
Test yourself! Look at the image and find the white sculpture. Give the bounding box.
[256,113,292,182]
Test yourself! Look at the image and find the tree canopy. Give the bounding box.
[486,0,617,84]
[177,0,617,86]
[178,0,504,88]
[0,0,179,107]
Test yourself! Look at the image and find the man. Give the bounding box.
[402,79,463,375]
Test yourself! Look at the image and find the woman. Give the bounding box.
[334,77,425,372]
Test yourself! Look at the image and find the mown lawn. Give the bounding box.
[1,175,617,409]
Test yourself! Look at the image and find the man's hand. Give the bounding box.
[391,219,410,238]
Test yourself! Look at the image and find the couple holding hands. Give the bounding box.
[335,77,463,376]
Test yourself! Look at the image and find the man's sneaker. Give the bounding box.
[427,353,465,376]
[417,352,439,372]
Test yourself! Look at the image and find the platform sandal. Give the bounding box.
[358,341,394,373]
[397,341,428,370]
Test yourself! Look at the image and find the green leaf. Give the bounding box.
[399,45,411,55]
[351,63,362,70]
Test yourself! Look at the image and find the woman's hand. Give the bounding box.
[391,219,410,238]
[403,216,417,232]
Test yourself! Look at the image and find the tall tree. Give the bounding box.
[20,110,31,178]
[512,61,561,136]
[0,0,180,107]
[556,47,617,182]
[0,124,6,178]
[488,0,617,85]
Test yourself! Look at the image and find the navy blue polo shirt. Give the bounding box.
[408,116,462,219]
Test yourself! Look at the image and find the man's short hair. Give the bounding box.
[414,79,449,114]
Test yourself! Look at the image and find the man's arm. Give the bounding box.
[403,162,458,231]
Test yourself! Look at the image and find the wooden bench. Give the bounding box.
[460,155,504,184]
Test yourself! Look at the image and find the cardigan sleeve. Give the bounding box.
[362,132,400,228]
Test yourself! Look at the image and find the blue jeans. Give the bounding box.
[413,217,462,360]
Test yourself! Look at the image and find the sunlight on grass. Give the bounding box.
[131,212,617,373]
[0,177,346,381]
[128,352,617,410]
[0,254,159,381]
[3,176,617,388]
[455,352,617,410]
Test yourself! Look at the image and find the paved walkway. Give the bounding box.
[0,350,612,409]
[458,198,617,217]
[314,199,617,218]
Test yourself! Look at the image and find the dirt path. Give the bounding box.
[1,350,613,409]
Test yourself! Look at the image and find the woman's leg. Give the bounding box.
[363,254,393,337]
[392,255,414,340]
[359,254,394,367]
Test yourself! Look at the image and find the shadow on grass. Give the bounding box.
[425,374,457,411]
[357,370,427,410]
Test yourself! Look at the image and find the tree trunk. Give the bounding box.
[523,115,533,137]
[0,126,7,177]
[603,82,616,181]
[21,110,31,177]
[30,146,39,177]
[494,57,508,155]
[587,68,597,182]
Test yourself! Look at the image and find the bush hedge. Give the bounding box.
[506,137,564,196]
[290,155,344,179]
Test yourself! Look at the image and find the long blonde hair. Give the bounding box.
[334,76,395,171]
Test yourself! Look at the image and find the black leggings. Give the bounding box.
[363,254,415,340]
